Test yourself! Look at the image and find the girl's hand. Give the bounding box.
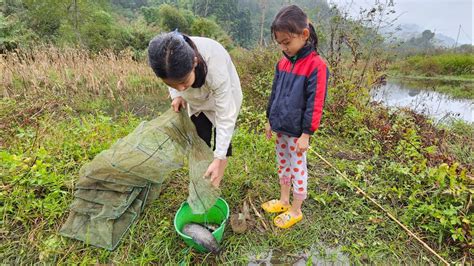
[204,158,227,188]
[265,122,272,140]
[171,96,186,112]
[296,133,310,153]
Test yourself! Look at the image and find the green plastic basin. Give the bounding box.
[174,197,229,253]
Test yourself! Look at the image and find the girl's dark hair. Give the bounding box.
[271,5,318,52]
[148,32,207,88]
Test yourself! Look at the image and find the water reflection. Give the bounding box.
[371,81,473,123]
[247,245,350,266]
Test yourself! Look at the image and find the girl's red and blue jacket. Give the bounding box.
[267,44,329,137]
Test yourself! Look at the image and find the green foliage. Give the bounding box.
[1,112,141,235]
[79,11,118,51]
[22,0,64,37]
[343,106,472,252]
[111,0,148,9]
[1,0,335,50]
[395,53,474,76]
[443,120,474,166]
[1,2,473,261]
[231,46,280,116]
[158,4,190,33]
[191,17,233,49]
[181,9,196,28]
[141,3,232,49]
[229,9,254,48]
[2,0,154,52]
[141,4,189,33]
[0,12,38,51]
[123,17,161,51]
[141,5,160,25]
[402,163,472,245]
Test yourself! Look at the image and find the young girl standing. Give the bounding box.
[262,5,329,229]
[147,31,242,188]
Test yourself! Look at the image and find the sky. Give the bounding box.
[329,0,473,45]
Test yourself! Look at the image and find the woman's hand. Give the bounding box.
[204,158,228,188]
[265,122,272,140]
[296,133,310,153]
[171,96,186,112]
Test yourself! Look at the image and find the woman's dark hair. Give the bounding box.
[148,31,207,88]
[271,5,318,52]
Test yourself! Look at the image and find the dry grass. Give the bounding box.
[1,46,161,100]
[0,47,169,145]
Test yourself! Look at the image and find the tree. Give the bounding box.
[22,0,65,38]
[0,12,38,51]
[421,29,435,47]
[80,10,117,51]
[403,29,436,52]
[231,9,254,48]
[141,6,161,25]
[111,0,148,9]
[191,17,233,49]
[142,4,190,33]
[258,0,267,46]
[158,4,190,32]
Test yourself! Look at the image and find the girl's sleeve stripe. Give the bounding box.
[310,63,328,131]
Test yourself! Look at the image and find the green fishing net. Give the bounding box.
[59,109,220,250]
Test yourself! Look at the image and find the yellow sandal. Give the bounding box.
[261,199,291,213]
[274,211,303,229]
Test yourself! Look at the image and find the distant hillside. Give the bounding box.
[385,23,457,47]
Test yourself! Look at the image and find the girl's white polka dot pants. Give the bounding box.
[275,133,308,200]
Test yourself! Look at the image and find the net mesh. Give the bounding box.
[59,108,220,250]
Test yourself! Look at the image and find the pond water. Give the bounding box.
[247,245,350,265]
[371,81,473,123]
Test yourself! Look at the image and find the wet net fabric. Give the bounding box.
[59,109,220,250]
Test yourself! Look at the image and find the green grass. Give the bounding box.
[389,73,474,82]
[390,53,474,77]
[1,47,472,264]
[1,106,472,264]
[388,52,474,100]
